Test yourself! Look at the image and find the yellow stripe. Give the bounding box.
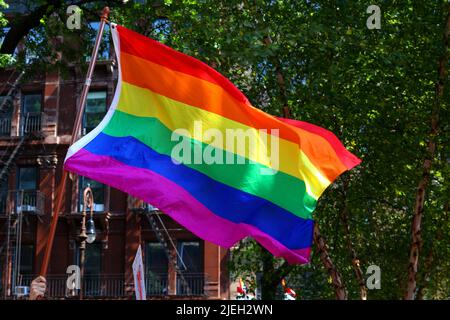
[121,52,350,182]
[298,152,333,199]
[118,81,330,199]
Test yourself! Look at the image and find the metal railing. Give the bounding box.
[20,112,44,136]
[5,273,208,298]
[144,272,208,296]
[176,273,206,296]
[82,274,125,298]
[17,274,126,298]
[0,190,45,215]
[0,116,11,136]
[146,272,168,295]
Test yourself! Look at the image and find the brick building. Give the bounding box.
[0,13,230,299]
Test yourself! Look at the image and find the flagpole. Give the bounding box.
[39,7,110,278]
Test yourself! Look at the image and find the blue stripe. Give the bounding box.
[83,132,313,249]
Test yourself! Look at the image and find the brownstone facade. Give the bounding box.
[0,58,230,299]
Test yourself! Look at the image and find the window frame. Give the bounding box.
[82,90,107,135]
[176,240,204,295]
[19,244,35,276]
[177,241,203,273]
[145,242,170,295]
[78,176,105,213]
[0,95,12,137]
[21,92,42,135]
[17,166,38,191]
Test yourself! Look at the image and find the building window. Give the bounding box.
[0,95,12,136]
[17,167,38,213]
[79,243,102,297]
[84,243,102,275]
[83,91,106,135]
[177,241,204,295]
[21,93,42,135]
[18,167,37,191]
[79,176,105,212]
[0,180,7,214]
[19,244,34,276]
[87,22,110,61]
[145,242,169,295]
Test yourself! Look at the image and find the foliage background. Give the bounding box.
[1,0,448,299]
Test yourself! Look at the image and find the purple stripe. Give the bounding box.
[65,148,311,264]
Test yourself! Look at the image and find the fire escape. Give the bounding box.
[0,70,45,299]
[0,70,26,182]
[143,206,193,295]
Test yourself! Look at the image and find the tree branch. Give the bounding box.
[340,179,367,300]
[404,3,450,300]
[314,223,347,299]
[0,0,125,55]
[0,0,65,55]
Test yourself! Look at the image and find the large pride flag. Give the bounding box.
[64,24,361,264]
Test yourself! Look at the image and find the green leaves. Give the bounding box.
[2,0,448,299]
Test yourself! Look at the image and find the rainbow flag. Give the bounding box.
[64,24,361,264]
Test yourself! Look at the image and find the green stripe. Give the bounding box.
[103,110,317,219]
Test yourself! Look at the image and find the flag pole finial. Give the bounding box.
[101,7,110,21]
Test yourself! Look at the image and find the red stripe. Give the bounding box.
[137,268,143,299]
[277,117,361,170]
[117,25,250,106]
[115,25,361,174]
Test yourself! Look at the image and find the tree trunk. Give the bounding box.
[313,224,347,299]
[339,178,367,300]
[416,248,434,300]
[415,202,447,300]
[404,4,450,300]
[341,204,367,300]
[258,245,294,300]
[260,250,277,300]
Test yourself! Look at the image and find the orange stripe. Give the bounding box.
[120,52,348,180]
[117,25,250,106]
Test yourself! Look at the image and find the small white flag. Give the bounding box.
[132,245,146,300]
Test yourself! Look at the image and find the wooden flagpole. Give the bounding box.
[39,7,110,277]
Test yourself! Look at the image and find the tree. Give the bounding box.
[1,0,448,299]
